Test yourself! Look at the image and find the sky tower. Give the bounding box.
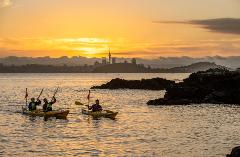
[108,48,111,64]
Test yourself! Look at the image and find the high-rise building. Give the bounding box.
[112,57,116,64]
[131,58,137,64]
[108,48,111,64]
[102,57,107,64]
[94,61,100,66]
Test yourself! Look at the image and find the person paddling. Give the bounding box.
[43,87,59,112]
[88,99,103,112]
[43,97,56,112]
[28,98,41,111]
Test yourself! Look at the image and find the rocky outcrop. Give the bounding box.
[147,68,240,105]
[91,78,175,90]
[226,146,240,157]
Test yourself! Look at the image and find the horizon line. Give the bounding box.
[0,55,240,60]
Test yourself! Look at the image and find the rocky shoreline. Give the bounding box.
[91,78,175,90]
[91,68,240,105]
[147,68,240,105]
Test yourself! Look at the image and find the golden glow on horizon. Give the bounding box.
[55,38,111,57]
[1,35,240,58]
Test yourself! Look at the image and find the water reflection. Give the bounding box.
[0,73,239,156]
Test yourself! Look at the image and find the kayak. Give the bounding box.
[82,109,118,119]
[22,108,69,119]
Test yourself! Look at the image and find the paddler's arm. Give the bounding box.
[99,105,103,111]
[36,99,41,106]
[51,96,56,104]
[28,102,31,110]
[88,105,92,110]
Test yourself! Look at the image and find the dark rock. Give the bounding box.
[147,68,240,105]
[226,146,240,157]
[91,78,175,90]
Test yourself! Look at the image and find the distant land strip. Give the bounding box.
[0,62,227,73]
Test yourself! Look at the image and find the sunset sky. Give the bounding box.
[0,0,240,58]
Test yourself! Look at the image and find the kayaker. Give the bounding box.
[88,99,103,112]
[43,97,56,112]
[28,98,41,111]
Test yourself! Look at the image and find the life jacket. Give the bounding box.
[43,103,47,111]
[46,103,52,110]
[29,102,36,110]
[91,104,102,112]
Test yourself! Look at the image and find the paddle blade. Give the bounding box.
[75,101,84,106]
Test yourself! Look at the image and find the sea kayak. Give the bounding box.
[22,108,69,119]
[82,109,118,119]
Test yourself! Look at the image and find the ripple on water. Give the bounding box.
[0,73,239,157]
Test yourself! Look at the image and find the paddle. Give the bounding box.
[75,101,85,106]
[75,99,111,105]
[37,89,44,100]
[23,88,28,109]
[51,87,59,101]
[75,100,111,109]
[87,90,90,110]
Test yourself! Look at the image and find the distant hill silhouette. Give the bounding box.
[92,62,226,73]
[0,56,239,69]
[162,62,227,73]
[0,61,228,73]
[0,56,99,66]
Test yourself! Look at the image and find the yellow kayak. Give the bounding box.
[22,108,69,119]
[82,109,118,119]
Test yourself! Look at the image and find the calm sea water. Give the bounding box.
[0,73,239,157]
